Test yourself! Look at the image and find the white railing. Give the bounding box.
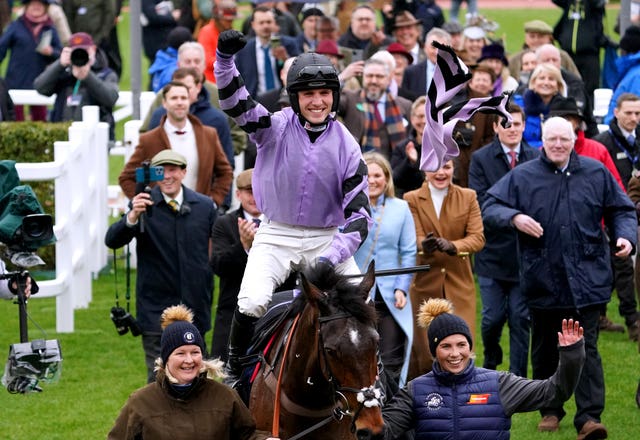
[14,106,110,333]
[8,89,157,123]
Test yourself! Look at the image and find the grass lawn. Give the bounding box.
[2,5,639,439]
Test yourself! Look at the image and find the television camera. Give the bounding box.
[0,161,59,394]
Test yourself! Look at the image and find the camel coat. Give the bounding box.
[403,181,485,380]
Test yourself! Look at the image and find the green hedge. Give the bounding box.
[0,121,71,271]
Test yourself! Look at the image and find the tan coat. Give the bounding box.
[119,114,233,206]
[403,181,485,380]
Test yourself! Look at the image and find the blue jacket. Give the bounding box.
[104,185,216,334]
[148,47,178,92]
[482,151,637,309]
[354,195,416,386]
[469,139,540,281]
[412,362,509,440]
[513,91,558,149]
[0,16,62,89]
[605,51,640,124]
[381,342,586,439]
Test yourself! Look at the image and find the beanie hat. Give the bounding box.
[160,305,205,365]
[167,26,194,50]
[300,7,324,24]
[418,298,473,356]
[619,25,640,54]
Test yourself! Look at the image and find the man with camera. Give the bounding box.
[33,32,119,140]
[105,149,217,383]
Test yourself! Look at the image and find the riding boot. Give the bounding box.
[224,308,258,386]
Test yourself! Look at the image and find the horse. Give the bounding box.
[248,261,385,440]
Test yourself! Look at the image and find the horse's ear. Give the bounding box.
[299,271,323,305]
[359,260,376,298]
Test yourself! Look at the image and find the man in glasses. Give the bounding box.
[482,116,636,439]
[214,30,372,386]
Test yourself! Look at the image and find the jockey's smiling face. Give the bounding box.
[298,88,333,124]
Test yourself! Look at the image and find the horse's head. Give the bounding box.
[297,261,384,437]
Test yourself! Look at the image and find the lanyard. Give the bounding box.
[609,129,640,166]
[72,79,81,95]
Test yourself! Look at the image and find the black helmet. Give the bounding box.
[286,53,340,115]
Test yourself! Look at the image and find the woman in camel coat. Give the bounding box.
[403,160,485,380]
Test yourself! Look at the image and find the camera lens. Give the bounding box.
[70,48,89,67]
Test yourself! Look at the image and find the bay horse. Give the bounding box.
[248,261,384,440]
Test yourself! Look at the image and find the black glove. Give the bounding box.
[217,30,247,56]
[421,233,438,255]
[436,237,457,256]
[315,257,335,272]
[635,201,640,223]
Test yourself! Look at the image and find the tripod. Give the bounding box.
[0,270,30,342]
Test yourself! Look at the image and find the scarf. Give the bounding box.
[21,12,52,42]
[360,91,406,154]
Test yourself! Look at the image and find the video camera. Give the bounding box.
[0,160,59,394]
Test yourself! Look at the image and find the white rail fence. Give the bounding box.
[8,89,157,123]
[14,106,110,333]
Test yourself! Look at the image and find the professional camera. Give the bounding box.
[110,306,142,336]
[70,47,89,67]
[0,160,60,394]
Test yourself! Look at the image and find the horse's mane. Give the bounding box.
[288,263,377,327]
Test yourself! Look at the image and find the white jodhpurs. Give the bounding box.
[236,220,360,318]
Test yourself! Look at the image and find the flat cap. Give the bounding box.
[151,149,187,167]
[524,20,553,34]
[236,168,253,190]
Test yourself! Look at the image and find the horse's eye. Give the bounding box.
[324,347,337,357]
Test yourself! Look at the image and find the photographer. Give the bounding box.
[105,150,217,383]
[33,32,119,140]
[0,259,33,300]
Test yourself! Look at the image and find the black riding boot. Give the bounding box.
[225,308,258,386]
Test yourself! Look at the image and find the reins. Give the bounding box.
[272,312,302,437]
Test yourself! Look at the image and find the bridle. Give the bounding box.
[270,308,383,439]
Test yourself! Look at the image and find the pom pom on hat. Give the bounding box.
[160,305,205,365]
[418,298,473,357]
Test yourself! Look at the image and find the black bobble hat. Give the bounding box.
[418,298,473,356]
[620,25,640,54]
[160,305,205,365]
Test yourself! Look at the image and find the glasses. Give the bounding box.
[543,136,574,145]
[295,65,337,81]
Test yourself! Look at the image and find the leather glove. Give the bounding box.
[421,233,438,255]
[436,237,457,256]
[217,30,247,56]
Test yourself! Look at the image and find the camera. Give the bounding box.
[70,48,89,67]
[110,306,142,336]
[135,161,164,220]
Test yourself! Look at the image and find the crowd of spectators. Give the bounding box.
[3,0,640,437]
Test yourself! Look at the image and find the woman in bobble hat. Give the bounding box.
[108,304,279,440]
[378,298,586,439]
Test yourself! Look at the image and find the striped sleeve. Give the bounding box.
[214,52,272,134]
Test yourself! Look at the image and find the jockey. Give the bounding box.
[214,30,372,383]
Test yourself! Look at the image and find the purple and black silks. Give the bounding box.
[420,41,513,172]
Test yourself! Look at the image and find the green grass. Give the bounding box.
[1,273,638,439]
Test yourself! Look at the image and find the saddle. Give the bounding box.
[235,289,300,403]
